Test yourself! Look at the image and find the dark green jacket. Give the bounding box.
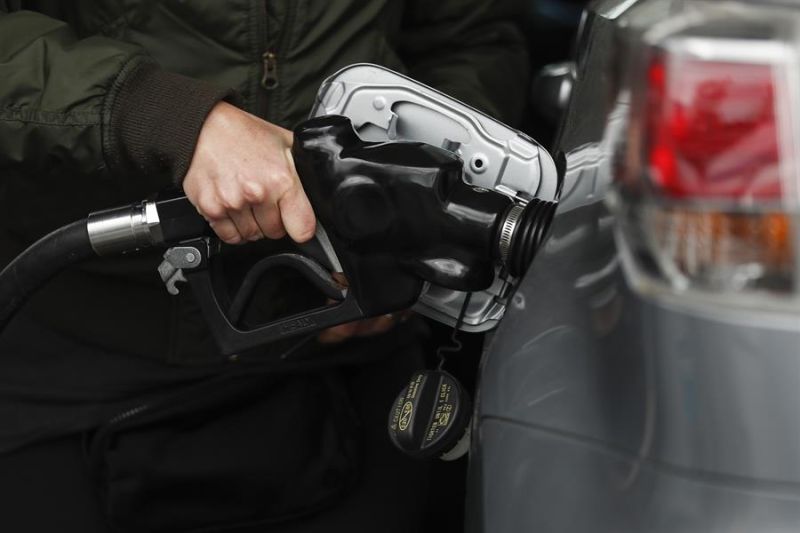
[0,0,529,362]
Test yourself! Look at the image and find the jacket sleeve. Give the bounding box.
[0,8,233,190]
[397,0,530,126]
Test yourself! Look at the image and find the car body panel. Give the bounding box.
[468,0,800,530]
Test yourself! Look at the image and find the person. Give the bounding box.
[0,1,530,531]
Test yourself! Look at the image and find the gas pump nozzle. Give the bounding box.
[74,115,554,355]
[0,114,555,358]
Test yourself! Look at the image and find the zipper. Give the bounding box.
[86,401,153,471]
[106,403,152,425]
[259,0,297,123]
[255,1,270,118]
[261,51,279,90]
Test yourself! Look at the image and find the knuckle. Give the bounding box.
[270,172,294,195]
[199,201,226,221]
[242,180,265,203]
[220,195,242,211]
[275,171,293,184]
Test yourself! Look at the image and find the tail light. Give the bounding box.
[614,7,800,309]
[646,56,783,201]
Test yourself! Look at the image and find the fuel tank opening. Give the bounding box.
[499,198,558,278]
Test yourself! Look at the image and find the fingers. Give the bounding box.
[318,314,401,344]
[360,314,399,336]
[253,201,286,240]
[318,321,361,344]
[278,184,316,243]
[278,146,316,243]
[229,208,264,242]
[224,174,314,244]
[223,182,306,244]
[200,189,302,245]
[182,106,316,245]
[208,218,242,244]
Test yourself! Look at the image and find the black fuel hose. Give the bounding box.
[0,219,95,332]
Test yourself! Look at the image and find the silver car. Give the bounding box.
[468,1,800,531]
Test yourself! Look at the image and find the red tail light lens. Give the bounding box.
[646,56,783,201]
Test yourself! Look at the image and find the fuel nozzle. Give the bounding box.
[293,115,558,319]
[0,114,558,357]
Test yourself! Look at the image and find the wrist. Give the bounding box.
[104,60,237,190]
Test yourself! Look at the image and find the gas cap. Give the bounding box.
[388,370,471,460]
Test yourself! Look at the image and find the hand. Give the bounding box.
[316,274,411,343]
[318,313,410,344]
[183,102,316,244]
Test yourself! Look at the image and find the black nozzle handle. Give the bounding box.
[85,195,210,255]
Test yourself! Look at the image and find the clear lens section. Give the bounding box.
[630,205,794,294]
